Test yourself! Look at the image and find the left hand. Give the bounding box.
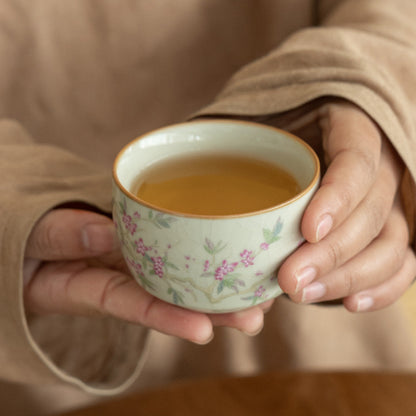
[276,101,416,312]
[23,209,272,344]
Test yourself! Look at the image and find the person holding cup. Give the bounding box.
[1,0,416,414]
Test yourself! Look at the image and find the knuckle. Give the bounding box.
[334,184,355,214]
[37,221,65,258]
[341,268,357,295]
[394,210,411,243]
[98,273,130,313]
[365,196,388,239]
[390,244,407,271]
[355,148,378,178]
[325,239,344,269]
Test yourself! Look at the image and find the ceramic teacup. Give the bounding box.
[112,119,320,313]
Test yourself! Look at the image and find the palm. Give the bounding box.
[23,209,269,343]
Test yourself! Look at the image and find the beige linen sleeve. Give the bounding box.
[195,0,416,244]
[0,120,149,394]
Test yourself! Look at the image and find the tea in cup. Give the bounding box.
[134,152,301,216]
[112,119,320,312]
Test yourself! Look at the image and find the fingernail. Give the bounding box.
[233,308,265,336]
[301,282,326,303]
[295,266,317,293]
[316,214,333,241]
[82,223,119,252]
[243,321,264,337]
[193,331,214,345]
[356,295,374,312]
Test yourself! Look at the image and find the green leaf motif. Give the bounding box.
[204,238,215,254]
[203,244,213,255]
[157,219,170,228]
[168,288,184,305]
[222,277,241,294]
[204,238,227,255]
[147,213,178,229]
[166,261,180,271]
[222,278,235,288]
[263,218,283,244]
[138,275,156,291]
[273,219,283,236]
[263,228,274,244]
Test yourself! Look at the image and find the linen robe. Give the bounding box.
[1,1,416,414]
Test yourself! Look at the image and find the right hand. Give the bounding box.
[276,102,416,311]
[23,209,271,344]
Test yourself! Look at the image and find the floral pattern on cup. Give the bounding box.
[113,197,284,310]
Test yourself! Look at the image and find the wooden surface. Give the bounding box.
[60,371,416,416]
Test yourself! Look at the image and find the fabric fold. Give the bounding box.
[193,1,416,246]
[0,119,149,393]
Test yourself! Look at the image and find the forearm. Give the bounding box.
[194,0,416,245]
[0,119,150,392]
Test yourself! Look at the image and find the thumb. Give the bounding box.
[25,209,118,260]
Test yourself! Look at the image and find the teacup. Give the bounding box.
[112,119,320,313]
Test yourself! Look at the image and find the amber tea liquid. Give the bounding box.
[134,152,300,216]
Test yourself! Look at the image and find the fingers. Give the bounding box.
[209,299,274,336]
[277,102,413,312]
[343,249,416,312]
[24,261,214,344]
[25,209,118,260]
[301,103,384,243]
[281,199,413,311]
[24,261,266,343]
[24,208,268,340]
[279,140,400,295]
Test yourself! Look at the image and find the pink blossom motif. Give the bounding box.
[254,285,266,298]
[215,260,238,281]
[127,222,137,235]
[151,256,165,278]
[203,260,210,272]
[126,258,144,277]
[133,211,141,219]
[122,213,131,225]
[122,214,137,235]
[135,238,151,255]
[260,242,269,251]
[240,250,254,267]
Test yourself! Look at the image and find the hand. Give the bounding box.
[277,101,416,311]
[24,209,271,344]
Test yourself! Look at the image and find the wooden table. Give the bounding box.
[60,371,416,415]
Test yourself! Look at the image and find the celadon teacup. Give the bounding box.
[112,120,320,313]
